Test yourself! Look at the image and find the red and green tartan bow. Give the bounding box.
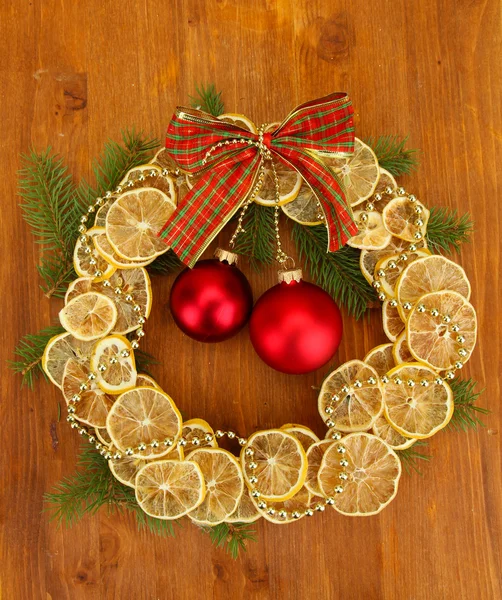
[158,92,357,267]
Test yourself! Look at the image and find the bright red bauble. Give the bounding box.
[169,259,253,343]
[249,278,343,374]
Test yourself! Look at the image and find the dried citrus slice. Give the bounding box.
[406,291,477,370]
[363,343,395,377]
[323,138,379,207]
[66,268,152,335]
[383,363,454,438]
[374,248,431,298]
[59,291,117,341]
[318,432,402,516]
[151,147,179,171]
[90,335,137,394]
[226,486,262,524]
[107,387,182,459]
[382,300,405,342]
[62,359,114,428]
[93,231,154,269]
[254,157,302,207]
[217,113,258,133]
[119,164,177,202]
[281,183,323,226]
[182,418,218,452]
[109,445,184,488]
[73,226,116,282]
[95,427,112,447]
[360,236,427,285]
[371,414,416,450]
[136,373,161,389]
[396,255,471,309]
[325,429,346,440]
[393,331,414,364]
[318,360,383,432]
[382,197,429,241]
[305,440,333,496]
[347,211,391,250]
[370,168,397,211]
[241,429,307,502]
[280,424,320,451]
[42,332,95,388]
[105,188,175,260]
[254,485,312,524]
[135,460,206,520]
[94,197,115,227]
[186,448,244,525]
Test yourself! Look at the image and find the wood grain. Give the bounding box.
[1,0,501,598]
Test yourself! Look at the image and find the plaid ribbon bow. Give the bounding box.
[159,92,357,267]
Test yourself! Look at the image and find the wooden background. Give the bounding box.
[1,0,501,598]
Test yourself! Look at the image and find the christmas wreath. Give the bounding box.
[12,85,487,558]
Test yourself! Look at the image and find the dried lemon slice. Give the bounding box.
[406,291,477,370]
[318,360,383,432]
[119,164,177,202]
[93,231,154,269]
[382,300,405,342]
[280,424,320,451]
[60,291,117,341]
[136,373,161,390]
[94,197,115,227]
[396,255,471,309]
[393,331,414,364]
[217,113,258,133]
[370,168,397,211]
[42,332,95,388]
[95,427,113,447]
[318,432,402,516]
[254,156,302,207]
[241,429,307,502]
[90,335,137,394]
[135,460,206,520]
[382,197,430,241]
[226,487,262,524]
[186,448,244,525]
[374,248,431,298]
[371,414,416,450]
[323,138,379,207]
[109,445,184,488]
[363,343,395,377]
[73,226,116,282]
[347,211,391,250]
[305,440,333,496]
[62,359,114,428]
[182,418,218,452]
[107,387,182,459]
[254,485,312,524]
[281,183,323,226]
[383,363,454,438]
[105,188,175,260]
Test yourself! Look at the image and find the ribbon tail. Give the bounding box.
[277,148,358,251]
[158,150,261,267]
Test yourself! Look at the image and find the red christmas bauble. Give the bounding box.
[170,251,253,343]
[249,270,343,374]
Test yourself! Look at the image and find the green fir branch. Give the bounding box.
[364,135,419,176]
[44,445,176,537]
[201,522,257,559]
[396,441,431,476]
[9,325,65,389]
[426,207,473,255]
[448,377,488,431]
[133,348,160,376]
[292,224,377,319]
[189,83,225,117]
[148,250,183,275]
[233,203,276,270]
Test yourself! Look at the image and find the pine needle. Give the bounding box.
[189,83,225,117]
[426,207,473,255]
[292,224,377,319]
[448,377,488,431]
[233,203,276,270]
[9,325,65,389]
[147,250,183,275]
[200,522,257,559]
[396,441,431,476]
[364,135,419,176]
[132,348,160,376]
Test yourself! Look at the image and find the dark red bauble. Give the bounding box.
[169,253,253,343]
[249,271,343,374]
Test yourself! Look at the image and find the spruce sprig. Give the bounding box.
[146,249,183,275]
[426,207,473,255]
[364,135,419,176]
[292,224,377,319]
[233,203,276,270]
[448,377,488,431]
[9,325,65,389]
[396,441,431,476]
[201,522,257,559]
[189,83,225,117]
